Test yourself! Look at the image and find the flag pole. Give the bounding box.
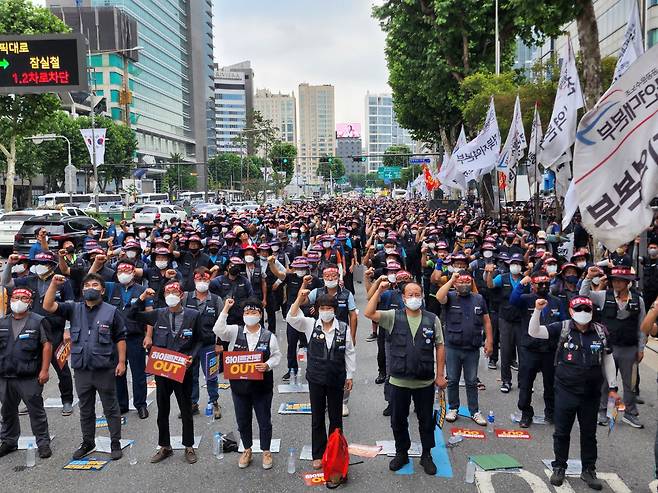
[533,102,540,225]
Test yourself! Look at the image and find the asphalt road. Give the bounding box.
[2,277,657,493]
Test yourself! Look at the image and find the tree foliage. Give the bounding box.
[269,141,297,177]
[382,144,411,167]
[207,152,263,190]
[162,152,195,195]
[317,156,345,181]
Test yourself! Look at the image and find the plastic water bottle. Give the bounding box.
[287,447,297,474]
[487,410,495,432]
[292,368,298,387]
[214,432,224,460]
[465,459,476,483]
[26,443,35,468]
[297,347,306,363]
[205,402,214,424]
[606,396,616,419]
[128,443,137,465]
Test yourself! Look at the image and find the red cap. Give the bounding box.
[569,296,593,309]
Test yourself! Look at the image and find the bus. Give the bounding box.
[134,193,170,205]
[178,191,206,203]
[37,193,123,210]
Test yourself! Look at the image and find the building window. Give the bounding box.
[650,28,658,48]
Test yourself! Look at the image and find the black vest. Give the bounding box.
[600,290,640,346]
[229,326,273,395]
[24,275,67,334]
[108,283,145,337]
[305,320,348,388]
[520,294,562,352]
[498,273,523,322]
[444,293,485,349]
[286,274,304,306]
[247,263,264,297]
[184,292,220,345]
[151,307,199,354]
[69,302,119,370]
[644,259,658,287]
[0,312,44,377]
[321,287,350,324]
[389,309,436,380]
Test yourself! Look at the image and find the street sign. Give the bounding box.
[409,157,431,164]
[378,166,401,180]
[64,164,77,194]
[0,33,87,94]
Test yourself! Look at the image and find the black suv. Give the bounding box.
[14,215,104,255]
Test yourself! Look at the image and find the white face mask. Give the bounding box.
[322,241,331,249]
[411,230,418,235]
[387,274,397,283]
[592,276,601,286]
[295,271,306,278]
[125,250,138,259]
[221,227,228,233]
[404,297,423,311]
[378,232,386,239]
[483,251,493,259]
[319,310,335,322]
[546,264,558,274]
[155,260,168,270]
[649,248,658,257]
[271,245,280,252]
[165,294,181,307]
[10,300,29,314]
[509,264,522,275]
[447,266,454,273]
[11,264,26,274]
[572,311,592,325]
[243,314,260,326]
[427,243,436,249]
[324,279,338,289]
[195,281,209,293]
[34,265,50,277]
[576,261,586,269]
[291,232,299,238]
[117,273,134,285]
[139,232,147,239]
[385,248,395,255]
[244,255,255,263]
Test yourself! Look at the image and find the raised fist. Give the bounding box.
[535,298,548,310]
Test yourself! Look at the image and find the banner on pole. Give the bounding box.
[80,128,106,167]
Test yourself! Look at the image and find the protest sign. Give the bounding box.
[146,346,188,383]
[223,351,263,380]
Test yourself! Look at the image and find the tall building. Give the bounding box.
[254,89,296,144]
[213,61,254,155]
[363,92,418,173]
[297,83,335,185]
[335,123,363,176]
[48,0,214,189]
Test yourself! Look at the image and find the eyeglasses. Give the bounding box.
[572,305,592,313]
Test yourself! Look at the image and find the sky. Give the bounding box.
[213,0,390,125]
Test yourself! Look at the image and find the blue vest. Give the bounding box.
[69,302,118,370]
[444,292,485,349]
[184,292,220,345]
[229,326,273,395]
[389,309,436,380]
[306,321,348,388]
[151,307,199,354]
[0,312,44,377]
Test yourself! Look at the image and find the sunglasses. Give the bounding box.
[572,305,592,313]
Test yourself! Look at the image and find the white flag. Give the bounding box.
[497,95,527,178]
[455,97,501,174]
[554,151,572,199]
[613,0,644,82]
[80,128,107,167]
[539,41,584,168]
[442,126,469,190]
[572,44,658,250]
[527,104,544,187]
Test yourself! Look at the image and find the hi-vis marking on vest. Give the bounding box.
[476,470,632,493]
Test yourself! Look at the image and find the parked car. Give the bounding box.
[133,204,187,226]
[13,215,104,255]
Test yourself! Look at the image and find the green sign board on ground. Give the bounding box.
[377,166,401,180]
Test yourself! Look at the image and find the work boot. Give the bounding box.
[0,442,17,457]
[550,467,566,486]
[580,467,603,490]
[419,453,436,475]
[213,402,222,420]
[38,444,52,459]
[184,447,197,464]
[110,440,123,460]
[72,441,95,460]
[150,446,173,463]
[375,372,386,385]
[388,452,409,471]
[519,414,532,428]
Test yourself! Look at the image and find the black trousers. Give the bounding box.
[266,290,280,334]
[155,371,194,448]
[0,377,50,448]
[344,272,355,295]
[309,382,343,460]
[232,390,273,451]
[489,310,500,363]
[75,368,121,444]
[390,383,435,455]
[377,323,387,375]
[286,324,307,371]
[552,383,599,470]
[517,348,555,418]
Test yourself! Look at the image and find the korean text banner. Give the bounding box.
[146,346,188,383]
[573,44,658,250]
[223,351,264,380]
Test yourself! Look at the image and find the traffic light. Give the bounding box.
[352,156,367,162]
[282,158,289,164]
[328,157,334,164]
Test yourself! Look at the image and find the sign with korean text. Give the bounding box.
[223,351,263,380]
[450,427,487,439]
[377,166,402,180]
[55,340,70,370]
[303,472,327,486]
[572,44,658,250]
[63,458,109,471]
[146,346,188,383]
[0,34,87,94]
[205,350,219,381]
[494,428,531,439]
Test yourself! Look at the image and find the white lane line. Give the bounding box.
[476,470,552,492]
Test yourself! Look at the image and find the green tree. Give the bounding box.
[269,141,297,177]
[317,156,345,181]
[382,144,411,167]
[0,0,69,210]
[163,152,195,196]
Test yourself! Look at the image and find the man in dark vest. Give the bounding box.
[580,266,647,429]
[438,271,493,426]
[365,279,446,476]
[642,241,658,309]
[286,290,355,471]
[183,267,223,419]
[209,257,254,325]
[43,273,127,461]
[0,288,52,459]
[213,297,281,470]
[173,235,210,292]
[127,281,202,464]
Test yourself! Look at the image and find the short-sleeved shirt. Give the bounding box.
[11,316,47,343]
[378,309,444,389]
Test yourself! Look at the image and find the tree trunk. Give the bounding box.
[480,173,496,216]
[576,0,603,108]
[439,127,453,157]
[2,136,17,212]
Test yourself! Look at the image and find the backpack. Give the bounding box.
[322,428,349,488]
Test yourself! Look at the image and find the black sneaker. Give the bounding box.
[500,382,511,393]
[366,333,378,342]
[580,467,603,490]
[519,414,532,428]
[38,444,52,459]
[375,373,386,385]
[382,405,391,416]
[388,453,409,471]
[282,371,291,382]
[72,441,96,460]
[487,360,497,370]
[0,442,17,457]
[511,361,519,371]
[419,454,436,475]
[636,396,645,404]
[550,467,566,486]
[110,441,123,460]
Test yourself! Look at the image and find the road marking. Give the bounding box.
[432,427,453,478]
[542,469,575,492]
[598,473,632,493]
[649,479,658,493]
[476,470,551,492]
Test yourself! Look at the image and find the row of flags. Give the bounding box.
[431,1,654,249]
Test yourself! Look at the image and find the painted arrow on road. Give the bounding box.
[0,59,8,69]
